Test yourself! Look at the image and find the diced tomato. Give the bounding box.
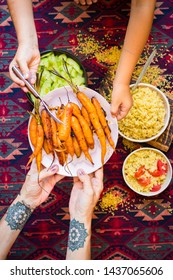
[148,169,164,177]
[157,159,168,174]
[137,176,151,186]
[151,184,161,192]
[134,165,145,179]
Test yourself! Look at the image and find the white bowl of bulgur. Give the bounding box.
[122,148,172,196]
[118,83,170,142]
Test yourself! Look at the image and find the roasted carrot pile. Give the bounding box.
[28,91,115,173]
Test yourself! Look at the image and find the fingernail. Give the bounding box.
[50,164,59,172]
[78,169,85,176]
[30,78,36,84]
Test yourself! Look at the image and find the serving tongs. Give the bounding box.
[12,65,63,124]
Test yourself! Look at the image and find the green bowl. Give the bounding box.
[27,49,88,105]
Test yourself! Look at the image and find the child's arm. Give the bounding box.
[7,0,40,90]
[111,0,156,120]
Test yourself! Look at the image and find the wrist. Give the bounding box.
[69,214,92,227]
[5,196,33,231]
[113,71,131,86]
[113,80,130,88]
[15,194,37,211]
[18,36,38,48]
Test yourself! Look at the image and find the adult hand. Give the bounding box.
[110,83,133,120]
[69,168,103,220]
[19,161,64,210]
[9,43,40,92]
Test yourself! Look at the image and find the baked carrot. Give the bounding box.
[72,134,81,158]
[28,100,44,171]
[36,149,42,174]
[65,134,75,158]
[70,102,94,149]
[50,116,59,148]
[76,91,106,165]
[53,135,66,166]
[27,121,44,166]
[56,150,67,166]
[56,104,64,129]
[70,102,81,116]
[91,97,115,149]
[56,142,67,166]
[78,114,94,149]
[29,115,37,147]
[58,103,73,142]
[71,116,93,164]
[43,138,50,154]
[81,105,91,127]
[41,109,53,153]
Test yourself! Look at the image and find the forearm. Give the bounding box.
[114,0,156,85]
[66,217,92,260]
[7,0,38,45]
[0,195,33,259]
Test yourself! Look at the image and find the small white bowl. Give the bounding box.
[118,83,170,143]
[122,147,172,196]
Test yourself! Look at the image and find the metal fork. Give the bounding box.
[12,66,63,124]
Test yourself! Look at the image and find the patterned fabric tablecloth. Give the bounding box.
[0,0,173,260]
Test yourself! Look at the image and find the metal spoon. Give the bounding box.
[132,48,157,90]
[12,65,63,124]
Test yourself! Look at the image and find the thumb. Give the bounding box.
[39,164,59,181]
[110,103,120,119]
[116,110,127,120]
[28,68,37,85]
[17,60,30,79]
[116,105,131,120]
[77,169,93,194]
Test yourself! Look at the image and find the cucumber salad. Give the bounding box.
[29,51,86,103]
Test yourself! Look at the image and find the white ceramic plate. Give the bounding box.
[28,86,118,176]
[118,83,170,143]
[122,147,172,196]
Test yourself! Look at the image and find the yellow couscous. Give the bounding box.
[123,149,168,193]
[98,191,123,214]
[118,86,166,140]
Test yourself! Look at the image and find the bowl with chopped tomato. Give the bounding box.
[122,147,172,196]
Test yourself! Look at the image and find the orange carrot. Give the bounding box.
[81,105,91,127]
[76,92,106,165]
[72,134,81,158]
[71,116,93,164]
[58,103,73,142]
[50,116,59,148]
[27,122,44,166]
[70,102,81,116]
[78,114,94,149]
[65,134,75,158]
[41,109,53,153]
[36,149,42,174]
[56,150,67,166]
[56,104,64,130]
[91,97,115,149]
[43,138,50,154]
[70,102,94,149]
[29,115,37,147]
